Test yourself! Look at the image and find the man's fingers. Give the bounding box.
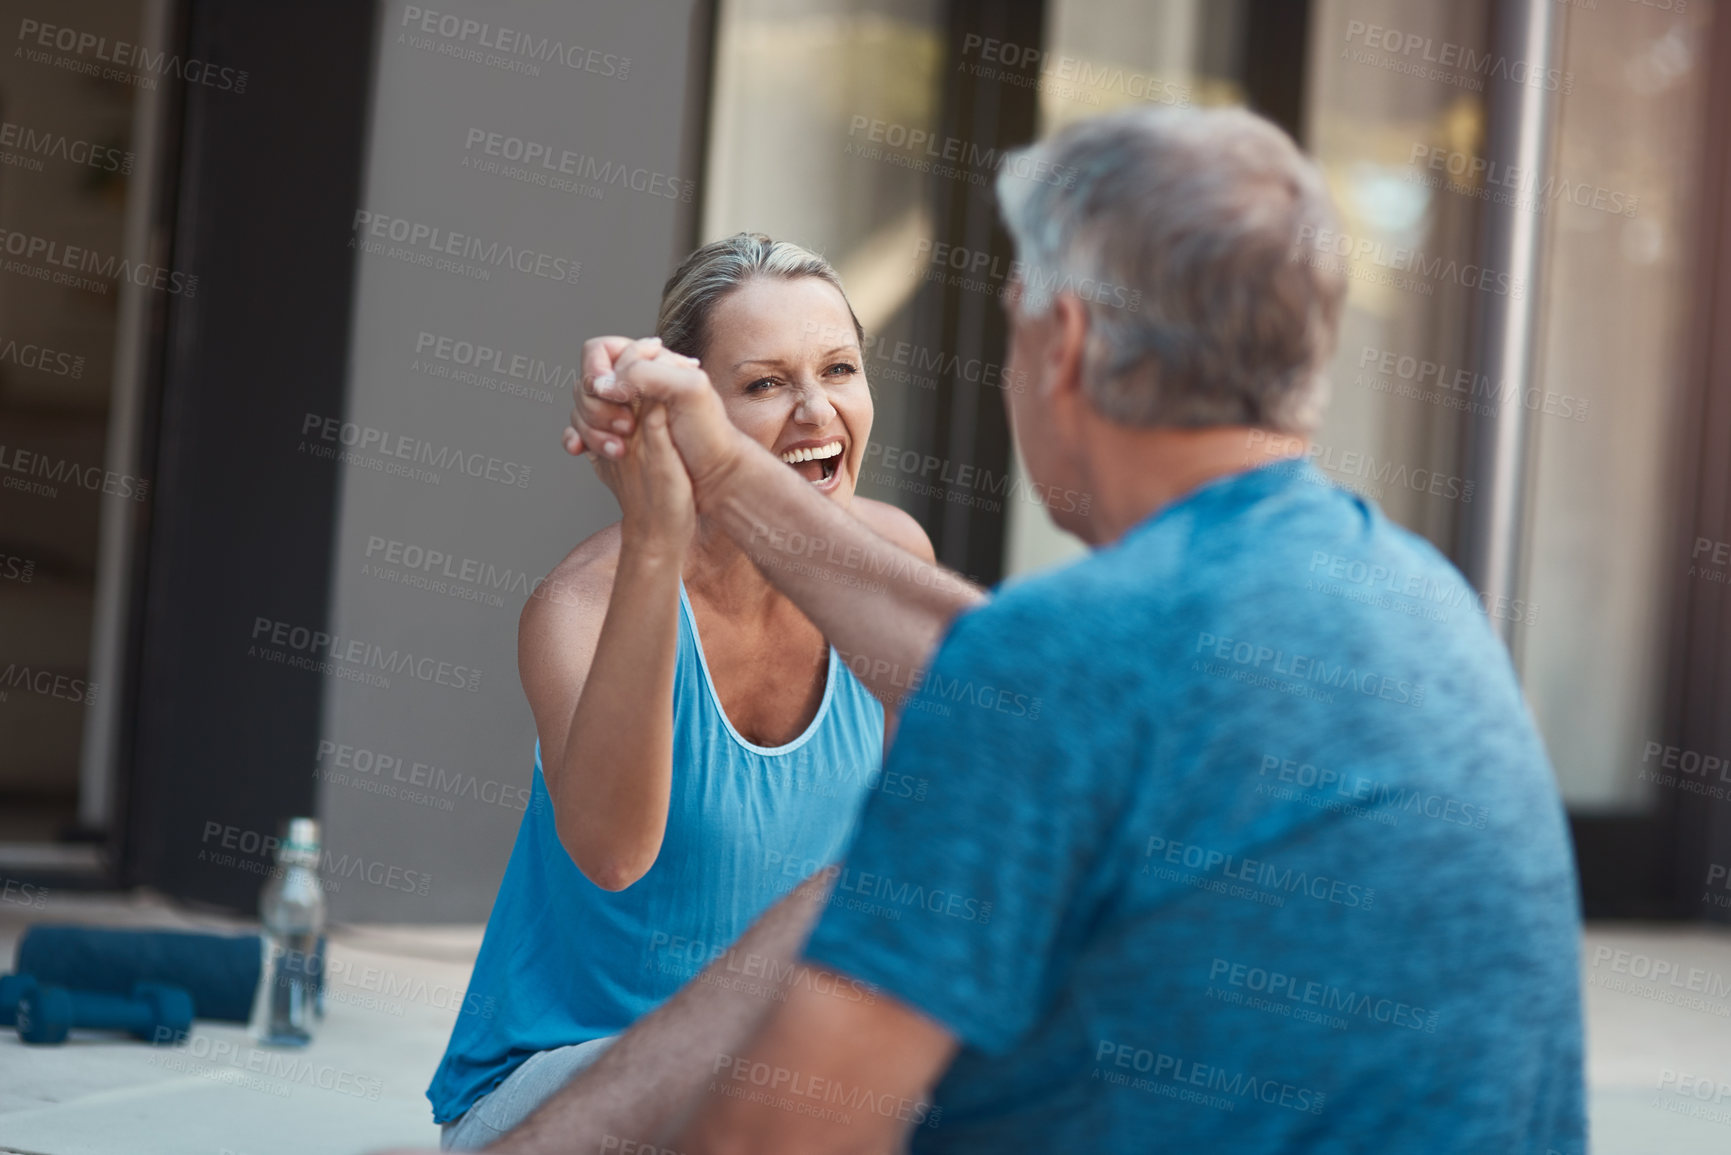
[581,335,634,393]
[576,339,679,458]
[617,352,705,405]
[603,337,666,400]
[583,335,641,413]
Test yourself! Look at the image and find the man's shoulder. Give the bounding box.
[939,547,1163,681]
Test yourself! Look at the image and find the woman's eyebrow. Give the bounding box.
[730,346,858,371]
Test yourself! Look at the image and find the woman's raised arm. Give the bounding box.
[520,403,695,891]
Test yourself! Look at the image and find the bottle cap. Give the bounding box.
[280,817,321,863]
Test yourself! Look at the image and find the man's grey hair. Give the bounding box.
[995,106,1346,435]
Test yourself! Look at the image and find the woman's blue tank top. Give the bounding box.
[427,580,885,1123]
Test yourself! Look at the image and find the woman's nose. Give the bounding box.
[793,382,836,424]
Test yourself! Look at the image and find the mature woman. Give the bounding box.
[426,234,932,1150]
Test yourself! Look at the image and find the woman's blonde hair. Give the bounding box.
[656,232,864,361]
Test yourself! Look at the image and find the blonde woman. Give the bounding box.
[427,234,932,1150]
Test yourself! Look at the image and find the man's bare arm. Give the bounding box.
[702,429,978,706]
[487,870,842,1155]
[669,966,959,1155]
[564,338,985,706]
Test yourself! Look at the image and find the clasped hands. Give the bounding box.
[563,336,740,554]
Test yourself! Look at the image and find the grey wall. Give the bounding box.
[314,0,708,921]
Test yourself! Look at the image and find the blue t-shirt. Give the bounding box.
[802,458,1585,1154]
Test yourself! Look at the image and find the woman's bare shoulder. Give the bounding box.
[852,498,936,563]
[519,522,623,637]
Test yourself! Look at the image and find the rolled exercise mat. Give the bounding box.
[15,927,264,1022]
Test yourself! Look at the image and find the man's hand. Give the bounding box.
[564,335,746,509]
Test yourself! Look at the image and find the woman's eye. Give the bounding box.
[826,362,857,377]
[745,377,777,393]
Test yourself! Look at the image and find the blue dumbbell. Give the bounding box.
[0,972,35,1027]
[16,981,194,1045]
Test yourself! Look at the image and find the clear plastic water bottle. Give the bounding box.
[248,817,326,1046]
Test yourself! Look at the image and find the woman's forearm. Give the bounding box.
[550,541,683,890]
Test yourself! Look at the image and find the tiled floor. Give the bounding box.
[0,891,1727,1154]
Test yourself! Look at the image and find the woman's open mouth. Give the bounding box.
[778,439,845,490]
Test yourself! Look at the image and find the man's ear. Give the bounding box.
[1047,292,1090,402]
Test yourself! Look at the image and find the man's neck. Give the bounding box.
[1076,424,1308,545]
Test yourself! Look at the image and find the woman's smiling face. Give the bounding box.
[701,276,873,505]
